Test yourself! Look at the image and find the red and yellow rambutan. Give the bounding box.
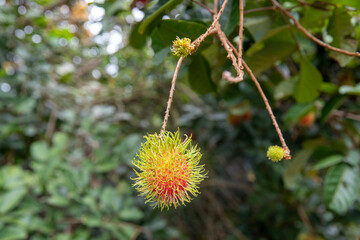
[132,130,206,210]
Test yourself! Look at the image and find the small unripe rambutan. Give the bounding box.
[132,130,206,210]
[267,145,285,162]
[171,37,195,57]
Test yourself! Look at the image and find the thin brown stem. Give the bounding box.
[217,27,243,82]
[238,0,244,70]
[332,110,360,122]
[297,205,314,235]
[192,0,229,48]
[214,0,219,13]
[223,37,290,158]
[242,60,291,159]
[192,0,215,15]
[271,0,360,57]
[160,57,184,134]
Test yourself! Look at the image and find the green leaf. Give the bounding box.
[294,58,323,103]
[324,164,360,214]
[46,195,70,207]
[52,132,68,149]
[339,84,360,96]
[245,26,296,75]
[153,48,171,65]
[326,0,360,9]
[151,19,212,53]
[319,82,338,94]
[320,95,345,124]
[283,149,314,190]
[119,208,144,221]
[244,15,272,41]
[274,76,298,100]
[219,0,239,35]
[283,102,316,125]
[300,6,329,33]
[0,188,27,214]
[0,226,27,240]
[139,0,182,34]
[345,150,360,166]
[115,134,143,165]
[30,141,49,162]
[188,54,216,94]
[129,23,147,49]
[327,8,357,66]
[312,155,343,170]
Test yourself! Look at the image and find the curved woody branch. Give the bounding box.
[271,0,360,57]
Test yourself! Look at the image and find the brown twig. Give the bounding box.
[192,0,215,15]
[204,190,249,240]
[222,36,290,158]
[217,26,243,82]
[242,59,291,159]
[160,57,184,133]
[160,0,230,133]
[163,0,292,158]
[192,0,229,48]
[332,110,360,122]
[45,101,57,140]
[238,0,244,70]
[214,0,219,13]
[297,204,314,235]
[271,0,360,57]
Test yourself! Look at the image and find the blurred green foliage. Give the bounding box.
[0,0,360,239]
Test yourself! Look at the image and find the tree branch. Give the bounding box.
[217,26,243,82]
[271,0,360,57]
[242,59,291,159]
[192,0,229,49]
[223,38,291,158]
[192,0,215,15]
[238,0,244,71]
[160,57,184,134]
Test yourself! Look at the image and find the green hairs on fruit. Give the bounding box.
[267,145,285,162]
[171,37,195,57]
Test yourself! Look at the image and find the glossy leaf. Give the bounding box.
[129,23,147,49]
[339,84,360,96]
[151,19,212,53]
[312,155,343,170]
[294,58,323,103]
[139,0,182,34]
[324,164,360,214]
[327,9,357,66]
[283,102,316,125]
[0,226,27,240]
[274,76,298,100]
[326,0,360,9]
[188,54,216,94]
[245,26,296,75]
[219,0,239,35]
[0,188,27,214]
[244,15,272,41]
[283,149,314,189]
[320,95,345,124]
[30,141,49,162]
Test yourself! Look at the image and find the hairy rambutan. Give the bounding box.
[132,130,206,210]
[267,145,285,162]
[171,37,195,57]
